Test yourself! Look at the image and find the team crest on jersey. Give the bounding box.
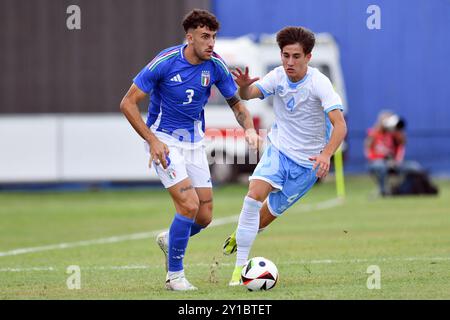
[276,85,284,94]
[298,87,309,100]
[201,71,210,87]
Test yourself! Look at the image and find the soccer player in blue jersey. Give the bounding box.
[222,27,348,285]
[120,9,260,291]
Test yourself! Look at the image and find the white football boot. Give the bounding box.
[165,272,198,291]
[156,231,169,273]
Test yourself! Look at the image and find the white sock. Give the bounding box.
[168,270,184,280]
[236,196,263,267]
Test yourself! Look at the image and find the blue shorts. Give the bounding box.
[249,144,318,216]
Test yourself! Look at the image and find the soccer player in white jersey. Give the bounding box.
[223,26,348,285]
[120,9,260,291]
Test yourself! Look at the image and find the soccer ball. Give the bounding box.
[241,257,279,291]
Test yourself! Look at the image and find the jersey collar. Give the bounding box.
[180,44,187,60]
[180,43,207,66]
[286,67,310,89]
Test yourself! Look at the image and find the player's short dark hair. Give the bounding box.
[276,26,315,54]
[182,9,220,32]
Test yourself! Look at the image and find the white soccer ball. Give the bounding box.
[241,257,279,291]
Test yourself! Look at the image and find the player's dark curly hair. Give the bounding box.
[276,26,315,54]
[182,9,220,32]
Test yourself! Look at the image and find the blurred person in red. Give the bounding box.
[364,111,421,196]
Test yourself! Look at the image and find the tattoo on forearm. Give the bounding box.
[236,111,247,128]
[199,199,213,206]
[226,95,240,108]
[180,185,194,193]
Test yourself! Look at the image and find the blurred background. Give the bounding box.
[1,0,450,300]
[1,0,450,187]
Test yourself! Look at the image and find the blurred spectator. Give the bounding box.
[364,111,423,196]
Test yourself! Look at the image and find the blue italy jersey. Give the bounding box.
[133,44,237,143]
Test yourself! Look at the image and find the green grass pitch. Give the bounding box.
[0,176,449,299]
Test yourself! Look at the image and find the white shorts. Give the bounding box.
[145,133,212,189]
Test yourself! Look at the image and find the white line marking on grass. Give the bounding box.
[297,197,344,211]
[294,256,450,264]
[0,198,341,258]
[1,256,448,273]
[0,267,56,272]
[0,230,168,258]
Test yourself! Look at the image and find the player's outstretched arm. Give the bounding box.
[309,109,347,178]
[120,84,170,169]
[231,67,262,100]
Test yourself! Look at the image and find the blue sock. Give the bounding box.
[168,213,194,272]
[190,222,205,237]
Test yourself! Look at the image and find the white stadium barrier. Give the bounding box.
[0,114,157,183]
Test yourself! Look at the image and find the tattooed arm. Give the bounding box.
[227,95,254,131]
[226,95,262,151]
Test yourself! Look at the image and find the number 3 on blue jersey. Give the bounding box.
[183,89,194,105]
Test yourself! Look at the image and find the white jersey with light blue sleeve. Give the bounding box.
[255,66,343,168]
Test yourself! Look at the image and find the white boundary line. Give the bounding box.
[1,256,449,273]
[0,198,342,258]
